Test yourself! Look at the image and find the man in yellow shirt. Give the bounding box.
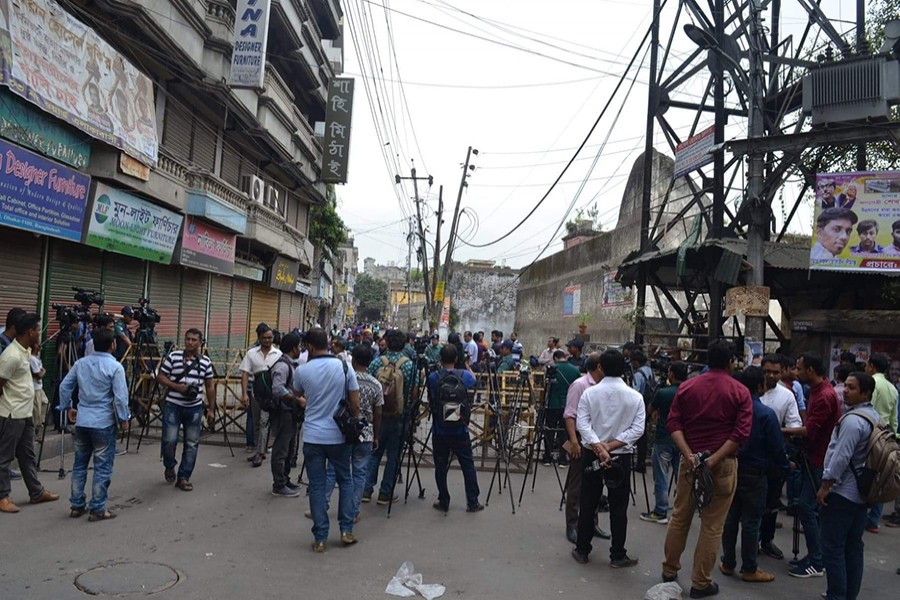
[0,313,59,513]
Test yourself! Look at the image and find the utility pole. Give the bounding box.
[744,0,768,344]
[396,168,433,331]
[406,217,413,330]
[442,146,476,296]
[430,185,444,330]
[856,0,867,171]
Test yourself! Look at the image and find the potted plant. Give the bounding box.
[577,312,592,334]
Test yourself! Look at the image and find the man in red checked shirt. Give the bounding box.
[788,352,841,579]
[661,340,752,599]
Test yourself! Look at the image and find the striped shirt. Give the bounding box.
[161,351,214,407]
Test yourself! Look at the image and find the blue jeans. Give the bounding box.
[304,443,354,542]
[70,425,117,513]
[433,432,480,508]
[651,440,679,515]
[365,415,403,497]
[821,493,867,600]
[325,442,373,519]
[798,464,824,569]
[865,503,883,529]
[721,470,767,573]
[161,403,203,481]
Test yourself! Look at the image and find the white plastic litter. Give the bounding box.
[644,581,682,600]
[385,561,446,600]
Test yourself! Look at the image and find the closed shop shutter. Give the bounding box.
[179,268,209,336]
[192,116,217,172]
[0,228,43,318]
[47,240,103,340]
[101,254,146,315]
[229,279,250,348]
[206,275,232,350]
[291,294,303,330]
[278,291,293,333]
[221,144,241,187]
[248,284,278,346]
[148,263,182,341]
[162,103,192,161]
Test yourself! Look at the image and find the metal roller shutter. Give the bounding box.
[179,268,209,337]
[148,263,182,342]
[248,284,278,346]
[206,275,232,350]
[191,115,217,172]
[47,240,103,340]
[229,279,250,348]
[221,144,241,187]
[0,228,43,318]
[291,295,303,331]
[277,291,293,333]
[101,254,146,316]
[162,103,192,162]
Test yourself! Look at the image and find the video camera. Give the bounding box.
[413,335,429,357]
[132,297,161,331]
[52,286,105,329]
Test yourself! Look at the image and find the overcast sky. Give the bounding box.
[336,0,858,271]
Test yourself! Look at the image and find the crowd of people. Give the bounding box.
[2,307,899,599]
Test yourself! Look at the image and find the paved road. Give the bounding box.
[2,442,897,599]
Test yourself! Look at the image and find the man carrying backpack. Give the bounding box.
[817,372,882,600]
[631,350,656,474]
[364,329,418,505]
[268,333,306,497]
[428,344,482,513]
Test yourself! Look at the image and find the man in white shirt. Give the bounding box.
[240,323,283,467]
[759,354,804,560]
[463,331,479,366]
[572,350,645,569]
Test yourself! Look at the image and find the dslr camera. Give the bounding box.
[184,382,202,401]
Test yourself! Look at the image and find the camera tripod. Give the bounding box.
[387,362,431,518]
[485,367,536,514]
[518,371,566,508]
[128,333,170,453]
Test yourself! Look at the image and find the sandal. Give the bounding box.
[175,479,193,491]
[70,507,87,518]
[88,510,117,522]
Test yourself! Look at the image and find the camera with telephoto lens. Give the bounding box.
[53,286,105,329]
[72,286,105,308]
[133,297,161,330]
[413,336,429,356]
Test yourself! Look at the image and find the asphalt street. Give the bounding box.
[1,440,897,599]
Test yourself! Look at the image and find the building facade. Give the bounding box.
[0,0,344,380]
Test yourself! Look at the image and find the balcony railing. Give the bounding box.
[264,62,296,118]
[186,171,248,213]
[206,0,235,29]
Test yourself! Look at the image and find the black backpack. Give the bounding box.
[254,355,294,412]
[431,370,471,427]
[638,366,659,406]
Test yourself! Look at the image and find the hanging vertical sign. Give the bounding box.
[230,0,272,89]
[321,78,355,183]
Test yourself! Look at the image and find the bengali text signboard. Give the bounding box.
[0,89,90,168]
[0,137,89,240]
[321,78,354,183]
[673,126,715,179]
[0,0,158,166]
[85,183,183,263]
[809,171,900,273]
[177,217,236,276]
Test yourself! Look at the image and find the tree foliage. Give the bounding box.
[310,184,347,262]
[355,273,388,321]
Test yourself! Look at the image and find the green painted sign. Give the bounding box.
[0,89,91,169]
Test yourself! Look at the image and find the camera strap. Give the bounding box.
[172,353,202,384]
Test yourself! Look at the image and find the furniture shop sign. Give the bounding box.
[229,0,272,89]
[177,216,237,276]
[85,183,183,264]
[0,137,90,241]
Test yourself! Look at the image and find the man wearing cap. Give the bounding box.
[424,334,442,369]
[496,341,517,373]
[567,339,586,372]
[114,308,134,362]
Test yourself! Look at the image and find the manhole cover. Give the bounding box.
[74,562,181,596]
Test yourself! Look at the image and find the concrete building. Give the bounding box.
[447,260,519,341]
[0,1,344,385]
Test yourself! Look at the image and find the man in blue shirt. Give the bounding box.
[59,329,130,521]
[428,344,482,512]
[817,372,880,600]
[294,327,360,552]
[720,366,790,583]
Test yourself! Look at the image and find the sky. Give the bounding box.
[335,0,861,271]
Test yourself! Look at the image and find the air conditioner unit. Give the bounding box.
[241,175,265,204]
[264,185,280,214]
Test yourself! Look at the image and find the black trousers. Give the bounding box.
[575,453,632,560]
[542,408,566,461]
[759,476,784,544]
[269,410,299,490]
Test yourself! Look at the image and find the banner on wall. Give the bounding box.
[85,183,183,264]
[177,217,236,276]
[562,285,582,317]
[0,0,159,166]
[602,271,631,307]
[0,138,89,241]
[810,171,900,272]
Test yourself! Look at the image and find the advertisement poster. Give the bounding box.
[810,171,900,272]
[871,339,900,387]
[177,217,236,276]
[562,285,582,316]
[672,126,715,179]
[0,0,158,166]
[829,337,871,379]
[744,340,763,367]
[268,255,300,292]
[0,138,90,241]
[85,183,183,264]
[0,89,90,168]
[230,0,272,89]
[602,271,632,306]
